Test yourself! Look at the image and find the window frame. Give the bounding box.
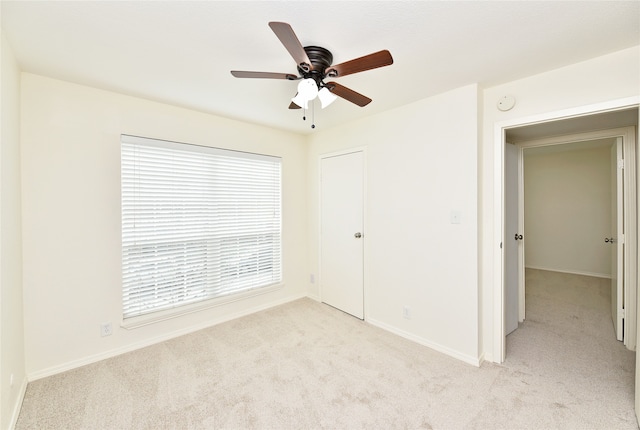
[120,134,283,328]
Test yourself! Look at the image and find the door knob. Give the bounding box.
[605,237,616,243]
[354,232,362,239]
[514,233,523,240]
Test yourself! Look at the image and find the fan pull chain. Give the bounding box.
[300,101,316,129]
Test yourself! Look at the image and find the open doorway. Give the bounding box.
[501,132,638,423]
[493,101,640,420]
[505,126,637,351]
[505,137,617,337]
[493,103,640,364]
[511,138,620,348]
[497,107,639,358]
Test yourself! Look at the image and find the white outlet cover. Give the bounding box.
[101,322,113,337]
[403,306,411,319]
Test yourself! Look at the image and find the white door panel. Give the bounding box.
[320,151,364,319]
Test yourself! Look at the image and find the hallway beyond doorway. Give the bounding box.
[506,269,635,426]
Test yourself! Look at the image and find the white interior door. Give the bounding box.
[320,151,364,319]
[610,138,624,341]
[505,143,520,335]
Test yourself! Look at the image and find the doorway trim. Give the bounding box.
[492,96,640,363]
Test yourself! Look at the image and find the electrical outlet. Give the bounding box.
[310,274,316,284]
[100,322,112,337]
[402,306,411,319]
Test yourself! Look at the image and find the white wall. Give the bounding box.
[1,30,26,428]
[20,74,308,378]
[523,144,613,277]
[307,85,480,364]
[481,46,640,361]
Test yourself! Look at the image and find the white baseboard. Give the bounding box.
[366,317,481,367]
[27,294,482,385]
[9,375,28,430]
[27,293,308,382]
[525,265,611,279]
[306,293,321,302]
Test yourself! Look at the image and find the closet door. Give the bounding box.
[320,151,364,319]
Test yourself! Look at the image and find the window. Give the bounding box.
[120,135,282,319]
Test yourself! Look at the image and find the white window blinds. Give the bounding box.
[121,135,282,319]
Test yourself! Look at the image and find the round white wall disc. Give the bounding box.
[497,95,516,111]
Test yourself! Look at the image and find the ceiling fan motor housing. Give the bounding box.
[299,46,335,85]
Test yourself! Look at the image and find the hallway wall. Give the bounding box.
[523,143,614,278]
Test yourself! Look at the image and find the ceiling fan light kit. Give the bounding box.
[231,21,393,128]
[291,79,338,110]
[291,78,319,109]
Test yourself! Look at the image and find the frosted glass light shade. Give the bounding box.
[318,87,338,109]
[297,78,318,98]
[291,78,319,109]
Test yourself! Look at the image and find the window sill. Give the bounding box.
[121,283,284,329]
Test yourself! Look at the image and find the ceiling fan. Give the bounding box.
[231,22,393,112]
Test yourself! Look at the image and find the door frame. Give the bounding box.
[318,147,367,319]
[512,127,636,348]
[492,96,639,363]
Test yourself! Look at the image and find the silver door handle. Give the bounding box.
[354,232,362,239]
[605,237,616,243]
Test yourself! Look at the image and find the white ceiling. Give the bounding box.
[2,1,639,135]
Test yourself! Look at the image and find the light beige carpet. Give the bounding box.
[16,269,637,429]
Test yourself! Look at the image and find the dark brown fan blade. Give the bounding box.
[326,50,393,78]
[231,71,298,80]
[268,22,312,71]
[326,82,372,107]
[288,101,301,110]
